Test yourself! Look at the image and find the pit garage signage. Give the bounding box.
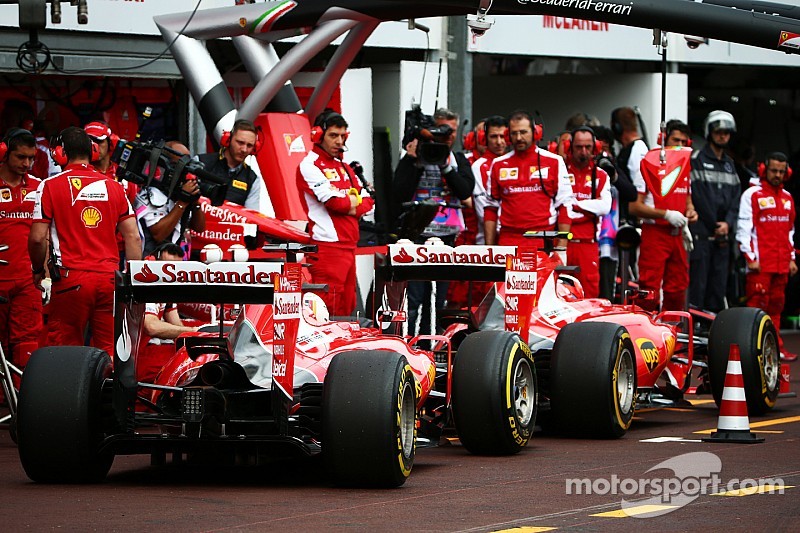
[272,263,302,400]
[389,244,515,266]
[130,260,281,286]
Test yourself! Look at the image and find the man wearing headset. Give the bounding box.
[484,109,574,255]
[629,120,697,311]
[565,126,612,298]
[736,152,797,362]
[297,111,374,317]
[28,127,141,358]
[0,128,42,374]
[134,141,206,257]
[198,119,264,210]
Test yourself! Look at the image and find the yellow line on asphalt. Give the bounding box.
[687,399,716,405]
[491,528,557,532]
[693,415,800,434]
[711,484,794,497]
[591,505,677,518]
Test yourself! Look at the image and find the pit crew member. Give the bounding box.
[565,126,612,298]
[484,109,574,253]
[297,111,374,317]
[137,243,199,381]
[736,152,797,362]
[0,128,42,372]
[199,119,264,211]
[629,120,697,311]
[28,127,142,358]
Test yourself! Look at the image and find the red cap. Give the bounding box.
[84,121,111,141]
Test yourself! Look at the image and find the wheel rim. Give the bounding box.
[398,381,415,458]
[513,358,535,426]
[762,330,779,391]
[616,347,635,415]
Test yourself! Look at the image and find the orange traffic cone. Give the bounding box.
[703,344,765,444]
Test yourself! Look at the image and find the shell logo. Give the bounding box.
[81,206,102,228]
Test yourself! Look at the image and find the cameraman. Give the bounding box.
[134,141,206,257]
[198,119,264,210]
[392,107,475,337]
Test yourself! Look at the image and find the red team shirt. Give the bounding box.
[33,163,134,273]
[485,146,573,232]
[567,163,611,240]
[297,145,374,247]
[0,174,42,279]
[737,182,796,273]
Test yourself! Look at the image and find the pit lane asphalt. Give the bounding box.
[2,335,799,532]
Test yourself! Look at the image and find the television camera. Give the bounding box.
[111,139,228,206]
[401,105,453,166]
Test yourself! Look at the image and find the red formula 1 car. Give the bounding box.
[375,234,781,439]
[15,245,533,487]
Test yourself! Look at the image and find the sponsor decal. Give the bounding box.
[70,178,82,190]
[23,190,38,202]
[0,188,11,202]
[81,206,102,228]
[636,338,661,373]
[232,179,248,191]
[129,260,281,286]
[323,168,340,181]
[73,180,109,205]
[542,16,609,31]
[272,263,302,400]
[202,203,248,224]
[284,133,306,155]
[505,254,537,342]
[779,31,800,50]
[758,197,776,209]
[389,244,515,266]
[498,167,518,181]
[532,166,550,179]
[784,199,792,211]
[517,0,632,16]
[568,173,576,186]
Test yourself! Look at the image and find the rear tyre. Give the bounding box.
[452,331,536,454]
[708,307,779,415]
[17,347,114,482]
[550,322,636,438]
[323,350,416,487]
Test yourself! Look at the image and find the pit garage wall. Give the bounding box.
[473,73,688,148]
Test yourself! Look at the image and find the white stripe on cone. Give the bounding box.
[721,387,747,402]
[725,359,743,375]
[717,415,752,431]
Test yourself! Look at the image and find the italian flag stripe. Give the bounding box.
[252,1,297,34]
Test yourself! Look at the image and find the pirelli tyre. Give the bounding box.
[708,307,779,416]
[323,350,416,487]
[550,322,636,438]
[452,331,537,455]
[17,346,114,483]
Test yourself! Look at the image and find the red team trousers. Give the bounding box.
[46,269,116,358]
[308,242,356,317]
[637,225,689,312]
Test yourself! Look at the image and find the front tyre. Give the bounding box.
[17,347,114,483]
[323,350,416,487]
[452,331,537,455]
[550,322,636,438]
[708,307,779,415]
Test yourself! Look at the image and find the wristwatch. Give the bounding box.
[32,265,45,275]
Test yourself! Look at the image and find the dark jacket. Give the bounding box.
[198,152,259,207]
[690,143,740,239]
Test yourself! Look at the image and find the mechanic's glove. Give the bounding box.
[556,250,567,265]
[177,187,201,204]
[663,209,688,228]
[348,187,362,206]
[41,277,52,306]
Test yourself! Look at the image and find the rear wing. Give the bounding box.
[122,260,282,305]
[380,243,516,282]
